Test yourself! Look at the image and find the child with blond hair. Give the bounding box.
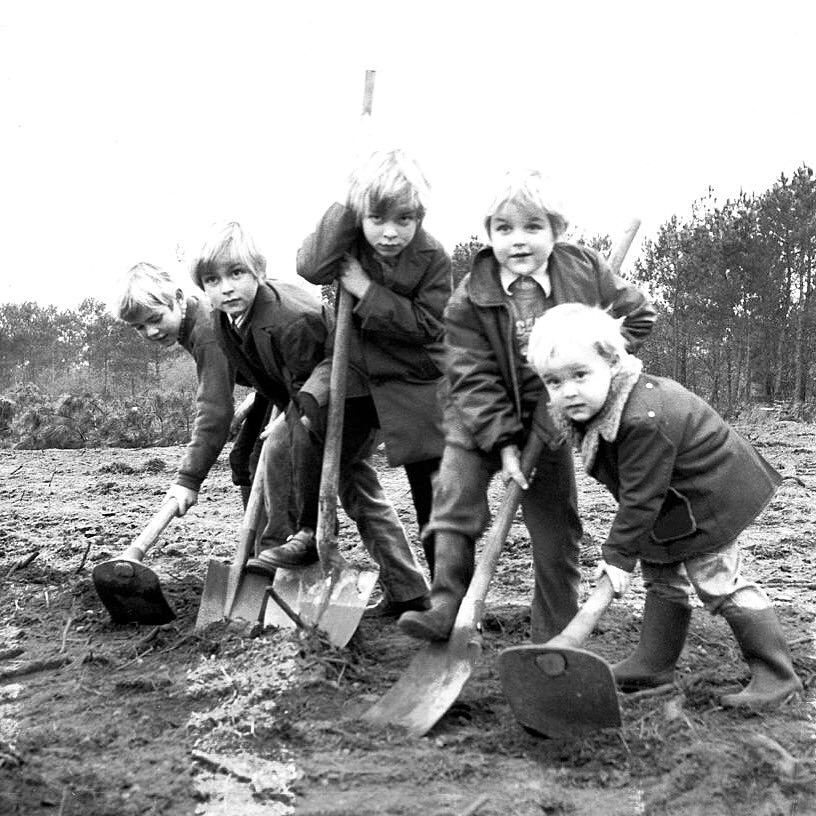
[398,169,657,642]
[116,262,288,527]
[296,149,451,615]
[190,221,429,610]
[525,303,802,709]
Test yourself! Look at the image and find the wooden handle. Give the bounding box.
[362,69,375,116]
[118,498,179,562]
[316,286,353,565]
[544,574,615,649]
[455,432,545,630]
[607,218,641,275]
[223,431,274,612]
[315,71,374,567]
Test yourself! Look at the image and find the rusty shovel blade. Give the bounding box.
[362,628,482,736]
[498,644,621,737]
[268,562,378,647]
[93,560,175,625]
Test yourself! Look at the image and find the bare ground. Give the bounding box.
[1,418,814,815]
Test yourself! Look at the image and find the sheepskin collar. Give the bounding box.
[549,355,643,472]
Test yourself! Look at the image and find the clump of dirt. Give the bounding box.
[0,426,814,815]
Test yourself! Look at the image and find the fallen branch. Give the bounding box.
[457,794,490,816]
[0,656,71,681]
[624,682,677,701]
[74,539,92,574]
[5,550,39,579]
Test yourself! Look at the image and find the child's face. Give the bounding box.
[489,201,555,277]
[539,341,617,423]
[361,202,418,261]
[127,298,183,348]
[200,260,259,318]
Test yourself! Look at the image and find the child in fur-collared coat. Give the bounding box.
[527,303,802,710]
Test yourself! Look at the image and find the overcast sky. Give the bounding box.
[2,0,814,309]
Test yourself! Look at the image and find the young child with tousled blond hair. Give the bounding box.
[526,303,802,709]
[296,148,451,616]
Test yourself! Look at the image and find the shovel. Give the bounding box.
[93,499,178,625]
[265,71,379,648]
[362,218,642,736]
[498,574,621,737]
[362,430,545,736]
[267,285,379,646]
[195,433,281,629]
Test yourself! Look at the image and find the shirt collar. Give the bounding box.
[499,265,552,297]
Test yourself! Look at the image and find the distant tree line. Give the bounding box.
[1,162,814,447]
[450,164,816,417]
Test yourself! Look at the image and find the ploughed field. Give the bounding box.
[1,417,814,815]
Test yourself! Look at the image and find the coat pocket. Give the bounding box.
[650,487,697,543]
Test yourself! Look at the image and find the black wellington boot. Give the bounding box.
[397,532,474,641]
[720,605,803,709]
[613,593,691,692]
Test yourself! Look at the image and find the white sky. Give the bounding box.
[2,0,814,309]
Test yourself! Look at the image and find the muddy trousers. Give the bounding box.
[420,439,582,643]
[290,404,428,603]
[403,457,441,577]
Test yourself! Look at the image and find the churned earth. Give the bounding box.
[1,416,814,815]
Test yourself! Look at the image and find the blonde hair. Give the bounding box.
[484,169,568,239]
[190,221,266,288]
[116,262,181,322]
[527,304,629,375]
[346,149,430,224]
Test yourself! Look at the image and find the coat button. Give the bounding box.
[646,382,654,389]
[647,410,656,418]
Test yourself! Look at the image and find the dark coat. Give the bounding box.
[590,375,782,570]
[444,244,657,453]
[297,203,451,465]
[174,292,235,491]
[211,280,331,413]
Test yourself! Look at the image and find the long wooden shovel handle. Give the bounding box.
[315,71,375,568]
[454,432,545,634]
[316,285,353,567]
[223,430,274,613]
[117,498,179,562]
[544,574,615,649]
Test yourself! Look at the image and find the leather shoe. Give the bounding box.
[364,594,430,619]
[246,530,318,574]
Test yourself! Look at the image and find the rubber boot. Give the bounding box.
[397,532,474,641]
[720,605,803,709]
[613,593,691,692]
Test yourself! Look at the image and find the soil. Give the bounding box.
[1,418,815,816]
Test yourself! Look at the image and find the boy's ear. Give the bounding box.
[174,288,185,307]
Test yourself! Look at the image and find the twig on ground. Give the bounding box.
[625,682,677,701]
[457,793,490,816]
[0,656,71,681]
[74,539,92,573]
[7,464,22,476]
[5,550,39,579]
[59,615,74,654]
[0,647,25,661]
